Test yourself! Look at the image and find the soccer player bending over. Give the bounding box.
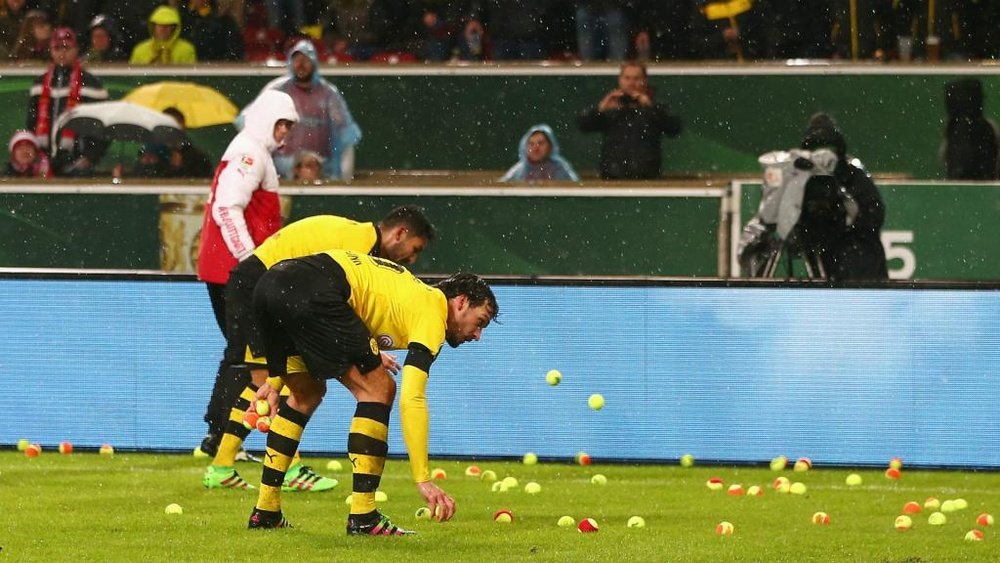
[247,250,498,535]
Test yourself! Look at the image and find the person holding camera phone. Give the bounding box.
[578,61,682,180]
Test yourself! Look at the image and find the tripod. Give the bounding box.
[760,230,828,280]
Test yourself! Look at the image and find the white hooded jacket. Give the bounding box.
[197,90,299,284]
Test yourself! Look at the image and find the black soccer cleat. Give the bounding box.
[248,508,292,529]
[346,511,415,536]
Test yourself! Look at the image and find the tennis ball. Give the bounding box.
[164,503,183,515]
[464,465,481,477]
[902,501,922,514]
[480,469,497,481]
[727,484,745,496]
[789,482,807,495]
[953,498,968,510]
[680,454,695,468]
[845,473,863,486]
[375,490,388,502]
[811,511,831,525]
[746,485,764,497]
[255,415,271,433]
[545,369,562,386]
[928,511,947,525]
[941,500,957,513]
[588,394,605,410]
[577,452,592,466]
[344,494,353,505]
[965,529,985,542]
[431,468,447,480]
[524,482,541,494]
[924,497,941,510]
[557,515,575,527]
[16,439,30,452]
[501,476,518,488]
[523,452,538,465]
[24,444,41,458]
[794,457,812,472]
[243,411,259,430]
[326,460,343,471]
[415,507,431,520]
[577,517,599,533]
[493,509,514,524]
[58,441,73,455]
[889,457,903,470]
[627,516,646,528]
[769,456,788,471]
[254,399,270,416]
[715,521,734,535]
[491,481,506,493]
[772,476,791,493]
[99,444,114,456]
[894,515,913,531]
[977,513,994,526]
[591,474,607,485]
[884,467,901,480]
[706,477,724,491]
[193,446,210,458]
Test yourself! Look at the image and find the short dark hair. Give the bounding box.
[163,107,186,127]
[380,204,435,242]
[435,273,499,321]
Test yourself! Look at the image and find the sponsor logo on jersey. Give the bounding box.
[377,334,394,349]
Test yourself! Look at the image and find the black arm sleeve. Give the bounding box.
[404,342,436,373]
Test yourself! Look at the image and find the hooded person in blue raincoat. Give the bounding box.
[240,39,361,181]
[500,124,579,182]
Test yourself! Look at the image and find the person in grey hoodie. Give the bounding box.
[500,124,579,182]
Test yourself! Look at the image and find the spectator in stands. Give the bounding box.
[180,0,243,61]
[26,26,109,176]
[0,0,29,58]
[5,130,51,178]
[162,107,215,178]
[244,38,361,180]
[689,0,767,60]
[412,0,453,61]
[291,149,323,182]
[129,5,197,64]
[12,9,52,61]
[574,0,627,61]
[942,78,1000,180]
[131,142,173,177]
[577,61,682,180]
[83,14,127,62]
[101,0,161,53]
[500,124,579,182]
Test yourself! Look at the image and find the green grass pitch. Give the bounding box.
[2,452,999,562]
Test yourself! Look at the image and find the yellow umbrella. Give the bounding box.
[123,81,239,129]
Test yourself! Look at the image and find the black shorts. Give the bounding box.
[223,255,268,367]
[251,254,382,380]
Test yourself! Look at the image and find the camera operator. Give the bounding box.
[578,61,682,180]
[798,113,888,281]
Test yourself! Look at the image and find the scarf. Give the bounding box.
[35,61,83,151]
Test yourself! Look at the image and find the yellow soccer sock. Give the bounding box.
[254,405,309,513]
[348,402,390,517]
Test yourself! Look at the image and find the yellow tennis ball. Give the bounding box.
[545,370,562,386]
[415,507,431,520]
[374,490,388,502]
[522,452,538,465]
[591,474,607,485]
[326,460,343,471]
[480,469,497,482]
[524,482,542,494]
[557,516,575,527]
[716,521,734,535]
[845,473,863,486]
[164,503,183,515]
[769,455,788,471]
[789,482,807,495]
[588,394,605,410]
[627,516,646,528]
[680,454,695,468]
[254,399,270,416]
[501,476,519,488]
[493,509,514,524]
[894,515,913,531]
[16,439,30,452]
[953,498,968,510]
[928,511,947,525]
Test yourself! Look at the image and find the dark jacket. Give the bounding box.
[168,142,214,178]
[180,0,243,61]
[820,164,889,280]
[577,99,682,180]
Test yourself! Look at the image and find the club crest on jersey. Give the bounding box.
[241,155,254,167]
[369,338,379,356]
[377,334,394,349]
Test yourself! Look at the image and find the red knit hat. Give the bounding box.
[50,27,78,48]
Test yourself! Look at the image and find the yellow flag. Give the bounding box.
[703,0,753,20]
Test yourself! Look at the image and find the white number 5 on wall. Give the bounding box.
[881,231,915,279]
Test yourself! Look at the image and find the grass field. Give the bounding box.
[2,451,998,562]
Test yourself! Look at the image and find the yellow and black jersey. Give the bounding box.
[253,215,378,268]
[325,250,448,357]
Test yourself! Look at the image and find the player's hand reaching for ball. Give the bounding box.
[380,352,400,375]
[417,481,455,522]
